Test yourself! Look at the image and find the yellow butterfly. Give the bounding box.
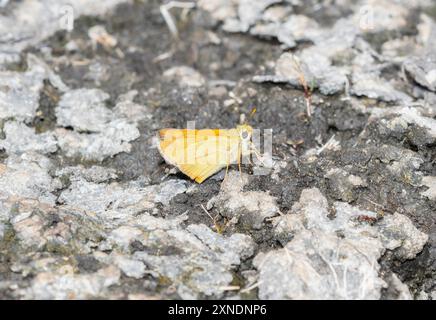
[157,124,256,183]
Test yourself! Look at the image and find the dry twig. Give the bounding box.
[292,56,313,118]
[160,1,196,39]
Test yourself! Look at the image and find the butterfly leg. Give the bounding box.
[238,143,243,181]
[246,153,254,165]
[221,161,230,188]
[220,153,230,189]
[221,137,234,188]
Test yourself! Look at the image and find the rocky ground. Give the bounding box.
[0,0,435,300]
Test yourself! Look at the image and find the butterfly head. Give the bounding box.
[237,124,253,141]
[236,124,253,156]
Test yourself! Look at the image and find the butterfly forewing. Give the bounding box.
[158,128,241,183]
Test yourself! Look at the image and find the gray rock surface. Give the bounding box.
[163,66,206,88]
[134,224,255,299]
[55,88,140,161]
[0,56,57,122]
[207,172,280,229]
[421,176,436,201]
[0,121,57,155]
[258,188,428,299]
[404,54,436,92]
[0,0,434,301]
[0,0,129,64]
[0,153,61,204]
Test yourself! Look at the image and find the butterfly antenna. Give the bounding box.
[241,107,257,125]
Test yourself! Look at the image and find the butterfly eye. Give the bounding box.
[241,130,249,139]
